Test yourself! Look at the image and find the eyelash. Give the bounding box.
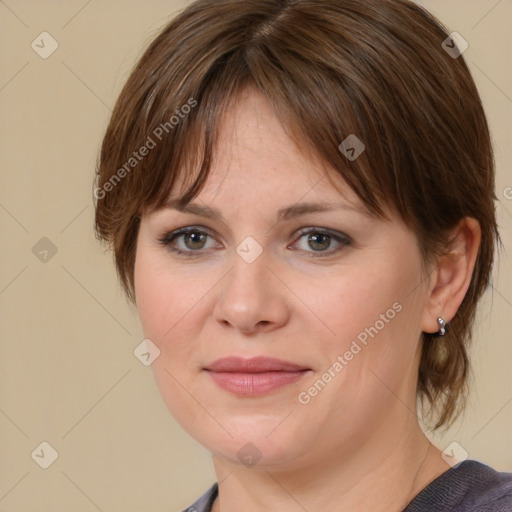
[157,226,352,258]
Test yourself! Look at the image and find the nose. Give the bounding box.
[212,249,290,335]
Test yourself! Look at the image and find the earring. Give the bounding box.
[437,317,448,336]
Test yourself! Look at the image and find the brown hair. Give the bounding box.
[94,0,501,430]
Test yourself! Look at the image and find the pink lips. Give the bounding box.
[204,356,310,397]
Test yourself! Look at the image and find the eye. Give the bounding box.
[158,227,219,256]
[158,226,352,258]
[290,228,352,257]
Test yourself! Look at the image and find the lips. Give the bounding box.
[205,356,309,373]
[204,356,311,397]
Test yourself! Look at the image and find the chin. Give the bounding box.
[197,417,311,469]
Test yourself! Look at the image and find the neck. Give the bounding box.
[210,415,451,512]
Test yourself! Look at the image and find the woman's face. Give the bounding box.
[134,89,435,471]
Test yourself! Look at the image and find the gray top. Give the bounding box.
[182,460,512,511]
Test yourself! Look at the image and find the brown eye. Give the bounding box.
[159,226,351,258]
[307,232,331,251]
[182,231,208,250]
[158,227,218,256]
[291,228,352,257]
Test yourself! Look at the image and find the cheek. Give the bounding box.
[134,248,196,343]
[316,248,424,376]
[134,257,169,340]
[134,248,205,422]
[297,266,423,441]
[317,266,401,344]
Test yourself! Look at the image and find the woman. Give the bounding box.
[94,0,512,510]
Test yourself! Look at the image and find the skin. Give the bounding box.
[134,88,481,511]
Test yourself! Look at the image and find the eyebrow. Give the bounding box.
[160,198,371,222]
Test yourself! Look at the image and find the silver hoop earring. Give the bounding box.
[437,317,448,336]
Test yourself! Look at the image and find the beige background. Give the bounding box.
[0,1,511,511]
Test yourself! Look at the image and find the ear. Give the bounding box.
[421,217,482,334]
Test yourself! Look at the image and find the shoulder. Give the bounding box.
[404,460,512,512]
[457,460,512,511]
[181,483,218,512]
[460,460,512,512]
[181,465,512,512]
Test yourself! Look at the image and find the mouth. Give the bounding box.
[203,356,311,397]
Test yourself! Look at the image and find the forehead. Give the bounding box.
[170,89,366,213]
